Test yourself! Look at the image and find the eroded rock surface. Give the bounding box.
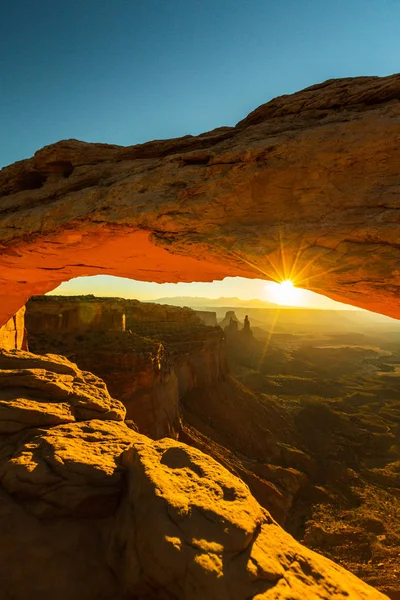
[0,307,27,350]
[1,75,400,323]
[0,350,125,433]
[0,349,388,599]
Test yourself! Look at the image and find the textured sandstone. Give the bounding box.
[0,307,27,350]
[0,349,388,599]
[0,350,125,434]
[1,419,136,518]
[1,75,400,323]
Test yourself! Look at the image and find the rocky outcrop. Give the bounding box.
[0,348,388,599]
[124,299,202,326]
[26,296,227,438]
[25,326,180,439]
[1,75,400,323]
[0,307,27,350]
[0,350,125,432]
[222,314,255,369]
[220,311,241,330]
[242,315,253,337]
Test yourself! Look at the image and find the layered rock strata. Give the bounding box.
[26,296,227,438]
[1,75,400,323]
[0,307,27,350]
[0,348,388,599]
[26,295,126,332]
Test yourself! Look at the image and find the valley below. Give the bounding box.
[183,309,400,597]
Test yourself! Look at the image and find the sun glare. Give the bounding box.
[265,279,303,306]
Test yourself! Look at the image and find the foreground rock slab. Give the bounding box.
[1,75,400,323]
[0,350,389,599]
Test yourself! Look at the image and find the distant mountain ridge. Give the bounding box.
[152,296,282,309]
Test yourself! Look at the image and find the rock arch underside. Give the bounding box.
[1,74,400,325]
[0,75,399,599]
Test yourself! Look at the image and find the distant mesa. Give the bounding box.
[219,310,241,330]
[222,311,254,342]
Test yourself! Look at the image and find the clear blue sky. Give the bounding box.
[1,0,399,168]
[1,0,398,306]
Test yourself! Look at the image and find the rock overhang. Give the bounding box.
[1,73,400,324]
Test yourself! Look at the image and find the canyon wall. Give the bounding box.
[0,306,27,350]
[26,296,227,438]
[194,310,218,326]
[124,299,201,326]
[27,295,126,332]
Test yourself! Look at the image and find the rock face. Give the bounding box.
[0,307,27,350]
[194,310,218,326]
[0,348,388,599]
[26,296,227,438]
[26,295,126,332]
[242,315,253,337]
[1,75,400,323]
[220,310,241,330]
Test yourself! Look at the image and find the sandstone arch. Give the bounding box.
[1,74,400,324]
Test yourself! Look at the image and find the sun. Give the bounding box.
[265,279,303,306]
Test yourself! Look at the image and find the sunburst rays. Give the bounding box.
[223,231,347,359]
[225,231,343,293]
